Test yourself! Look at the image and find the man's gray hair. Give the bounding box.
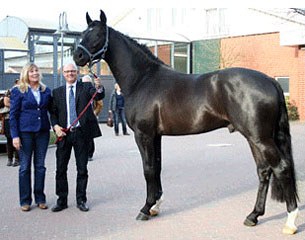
[63,62,78,70]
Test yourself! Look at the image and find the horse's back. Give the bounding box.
[188,67,281,132]
[128,67,282,137]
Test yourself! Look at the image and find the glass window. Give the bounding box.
[174,43,188,73]
[275,77,289,96]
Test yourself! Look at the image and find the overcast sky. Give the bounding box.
[0,1,302,29]
[0,1,203,25]
[0,0,132,28]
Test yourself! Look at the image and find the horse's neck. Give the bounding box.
[104,28,153,94]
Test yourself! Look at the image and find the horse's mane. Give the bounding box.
[111,27,166,66]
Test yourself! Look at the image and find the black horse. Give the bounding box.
[73,10,299,234]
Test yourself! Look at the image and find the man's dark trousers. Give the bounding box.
[55,128,89,206]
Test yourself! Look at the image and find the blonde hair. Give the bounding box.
[114,83,120,90]
[19,63,46,93]
[82,74,92,83]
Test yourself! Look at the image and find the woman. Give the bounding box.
[10,63,52,211]
[109,83,129,136]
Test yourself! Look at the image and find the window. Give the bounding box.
[205,8,228,37]
[174,43,188,73]
[275,77,289,96]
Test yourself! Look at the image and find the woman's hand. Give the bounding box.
[53,124,66,138]
[13,137,21,150]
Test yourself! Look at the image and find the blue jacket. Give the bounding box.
[9,86,52,138]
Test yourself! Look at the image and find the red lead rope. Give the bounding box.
[55,90,99,144]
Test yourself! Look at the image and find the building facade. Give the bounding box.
[1,9,305,120]
[219,33,305,120]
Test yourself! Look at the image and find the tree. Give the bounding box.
[290,8,305,16]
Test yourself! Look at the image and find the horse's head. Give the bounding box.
[73,10,108,67]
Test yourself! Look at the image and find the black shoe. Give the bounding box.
[77,202,89,212]
[7,159,13,166]
[51,204,68,212]
[13,161,19,167]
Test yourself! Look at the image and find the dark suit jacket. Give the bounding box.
[51,81,105,139]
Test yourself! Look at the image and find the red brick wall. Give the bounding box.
[221,33,305,121]
[296,50,305,121]
[157,45,171,66]
[149,44,171,66]
[149,33,305,120]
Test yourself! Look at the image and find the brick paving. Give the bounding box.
[0,122,304,240]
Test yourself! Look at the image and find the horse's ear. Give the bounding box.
[100,10,107,24]
[86,12,93,25]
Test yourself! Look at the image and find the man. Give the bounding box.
[3,79,20,167]
[50,63,105,212]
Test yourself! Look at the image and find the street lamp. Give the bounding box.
[55,12,69,85]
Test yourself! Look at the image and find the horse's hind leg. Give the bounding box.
[245,139,299,234]
[272,162,299,234]
[134,132,163,220]
[244,141,272,226]
[244,165,272,226]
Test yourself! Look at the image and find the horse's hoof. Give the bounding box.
[149,208,159,216]
[149,196,164,216]
[282,225,297,235]
[136,212,150,221]
[243,218,257,227]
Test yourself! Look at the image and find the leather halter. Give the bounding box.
[77,26,109,69]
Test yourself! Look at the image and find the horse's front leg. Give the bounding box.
[134,132,163,220]
[149,135,163,216]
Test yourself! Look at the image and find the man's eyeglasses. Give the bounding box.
[63,70,77,74]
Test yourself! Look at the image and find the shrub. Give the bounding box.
[285,97,299,121]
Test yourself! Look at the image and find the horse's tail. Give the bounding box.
[271,81,298,202]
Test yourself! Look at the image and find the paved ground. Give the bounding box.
[0,122,305,240]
